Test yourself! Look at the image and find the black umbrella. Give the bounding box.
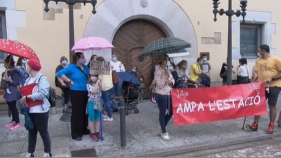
[138,37,191,60]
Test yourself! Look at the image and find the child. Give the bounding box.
[87,75,102,142]
[138,76,145,102]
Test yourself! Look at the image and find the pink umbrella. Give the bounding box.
[71,37,114,51]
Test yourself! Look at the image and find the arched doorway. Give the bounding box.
[112,20,167,98]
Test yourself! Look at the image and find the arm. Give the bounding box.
[252,62,258,82]
[119,62,126,72]
[8,71,20,86]
[154,70,167,89]
[192,64,201,75]
[28,76,49,101]
[270,58,281,81]
[57,65,72,83]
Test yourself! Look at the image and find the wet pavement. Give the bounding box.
[0,98,281,157]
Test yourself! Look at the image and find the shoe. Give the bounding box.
[266,123,275,134]
[278,124,281,128]
[5,122,16,127]
[43,152,52,157]
[96,132,101,139]
[245,122,258,131]
[10,124,21,131]
[26,153,34,157]
[103,117,113,121]
[103,115,108,119]
[161,133,170,141]
[73,137,82,141]
[90,133,99,142]
[83,130,90,135]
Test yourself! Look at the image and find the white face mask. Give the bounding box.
[91,76,98,82]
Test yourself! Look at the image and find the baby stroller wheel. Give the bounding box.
[125,110,129,115]
[134,109,139,114]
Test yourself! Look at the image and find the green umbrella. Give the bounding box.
[138,37,191,60]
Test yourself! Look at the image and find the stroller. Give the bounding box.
[122,81,140,115]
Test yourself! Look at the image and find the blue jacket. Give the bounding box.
[57,64,89,91]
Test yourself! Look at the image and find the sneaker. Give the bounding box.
[103,117,113,121]
[245,122,258,131]
[90,133,99,142]
[26,153,34,157]
[266,123,275,134]
[161,133,170,141]
[103,115,108,119]
[43,152,52,157]
[10,124,21,131]
[5,122,16,127]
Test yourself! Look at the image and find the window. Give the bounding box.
[240,24,263,59]
[0,11,7,63]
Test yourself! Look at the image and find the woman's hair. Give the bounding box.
[177,60,187,68]
[16,57,24,66]
[60,56,68,63]
[72,52,83,64]
[4,55,15,68]
[240,58,247,65]
[96,56,105,62]
[154,54,169,65]
[170,62,176,69]
[90,55,97,60]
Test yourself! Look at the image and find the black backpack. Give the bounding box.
[38,76,56,107]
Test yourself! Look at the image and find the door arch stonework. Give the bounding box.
[112,20,166,98]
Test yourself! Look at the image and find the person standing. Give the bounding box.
[55,56,70,111]
[110,54,125,99]
[200,55,211,87]
[57,52,90,141]
[246,44,281,134]
[19,59,52,157]
[154,54,174,141]
[237,58,250,84]
[219,59,235,86]
[2,55,21,131]
[189,58,202,83]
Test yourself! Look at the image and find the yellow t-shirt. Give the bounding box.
[190,63,201,81]
[98,70,113,91]
[255,56,281,87]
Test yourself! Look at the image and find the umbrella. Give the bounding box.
[138,37,191,60]
[71,37,114,51]
[117,72,140,85]
[0,39,39,60]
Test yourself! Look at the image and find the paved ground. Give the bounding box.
[172,135,281,157]
[0,98,281,157]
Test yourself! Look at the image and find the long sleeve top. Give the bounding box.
[110,61,125,72]
[3,70,20,102]
[154,66,175,95]
[57,64,89,91]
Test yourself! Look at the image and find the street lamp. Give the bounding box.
[43,0,97,122]
[43,0,97,61]
[212,0,247,85]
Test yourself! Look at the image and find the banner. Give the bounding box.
[172,82,267,126]
[90,61,110,75]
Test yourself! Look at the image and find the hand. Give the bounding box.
[69,81,74,86]
[119,64,123,67]
[265,78,272,83]
[167,80,173,86]
[232,71,235,73]
[3,72,10,81]
[149,83,155,90]
[61,82,67,87]
[96,79,101,85]
[19,96,27,107]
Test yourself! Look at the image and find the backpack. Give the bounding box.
[38,76,57,107]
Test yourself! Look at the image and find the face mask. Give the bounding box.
[132,69,136,72]
[168,66,173,71]
[182,66,186,69]
[93,59,97,62]
[22,60,27,64]
[112,58,117,62]
[203,58,207,62]
[61,60,68,65]
[91,76,98,82]
[79,58,86,64]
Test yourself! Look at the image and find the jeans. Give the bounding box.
[201,77,211,87]
[102,89,112,118]
[28,112,51,153]
[110,88,118,109]
[113,80,123,97]
[155,94,173,133]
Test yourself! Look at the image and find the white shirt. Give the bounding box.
[87,84,101,99]
[27,77,49,113]
[237,65,249,77]
[110,61,125,72]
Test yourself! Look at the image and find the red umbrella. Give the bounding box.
[0,39,39,60]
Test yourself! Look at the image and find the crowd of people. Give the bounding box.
[1,44,281,156]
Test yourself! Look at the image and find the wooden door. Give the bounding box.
[112,20,166,98]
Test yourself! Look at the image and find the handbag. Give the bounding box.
[112,70,120,85]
